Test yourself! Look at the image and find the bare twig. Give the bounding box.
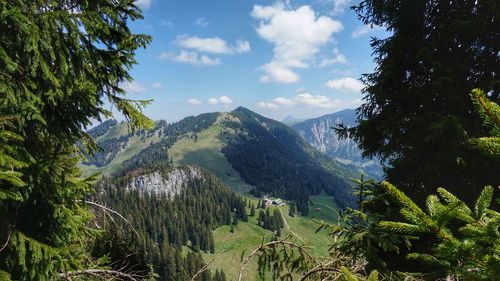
[0,227,11,252]
[84,200,140,240]
[59,269,142,281]
[237,235,314,281]
[299,260,338,281]
[189,249,229,281]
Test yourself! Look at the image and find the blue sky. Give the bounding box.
[121,0,387,122]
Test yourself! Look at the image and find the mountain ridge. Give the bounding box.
[83,107,357,211]
[292,109,384,179]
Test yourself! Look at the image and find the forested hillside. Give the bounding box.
[91,163,246,280]
[222,107,354,213]
[82,107,358,213]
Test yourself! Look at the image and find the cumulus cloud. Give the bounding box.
[252,4,342,83]
[331,0,351,15]
[188,98,203,105]
[325,77,364,92]
[257,101,280,109]
[257,92,361,110]
[218,96,233,105]
[208,98,219,105]
[121,81,147,94]
[159,50,221,66]
[195,17,208,27]
[176,35,250,55]
[351,24,385,38]
[208,96,233,106]
[319,48,347,67]
[134,0,152,10]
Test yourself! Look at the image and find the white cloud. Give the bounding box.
[260,62,300,83]
[134,0,152,10]
[331,0,351,15]
[351,24,385,38]
[121,81,147,94]
[218,95,233,106]
[208,98,219,105]
[257,101,280,109]
[152,82,162,88]
[159,50,221,66]
[188,98,203,105]
[351,25,371,38]
[176,35,250,55]
[319,48,347,67]
[325,77,364,92]
[257,92,361,110]
[252,5,343,83]
[208,96,234,106]
[195,17,208,27]
[251,3,287,20]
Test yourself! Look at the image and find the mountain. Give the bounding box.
[93,163,247,280]
[82,107,359,212]
[281,115,304,126]
[292,109,384,179]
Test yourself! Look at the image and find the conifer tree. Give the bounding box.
[469,89,500,157]
[342,0,500,204]
[0,1,152,279]
[379,182,499,280]
[288,202,295,217]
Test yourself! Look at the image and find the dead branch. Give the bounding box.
[299,264,338,281]
[84,200,140,240]
[0,227,11,252]
[189,249,229,281]
[59,269,142,281]
[237,235,314,281]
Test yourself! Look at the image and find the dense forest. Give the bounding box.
[222,107,354,214]
[84,107,356,216]
[90,163,246,280]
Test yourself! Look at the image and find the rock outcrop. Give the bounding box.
[126,166,203,197]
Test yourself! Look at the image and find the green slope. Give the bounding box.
[203,195,339,280]
[168,115,253,193]
[81,109,357,208]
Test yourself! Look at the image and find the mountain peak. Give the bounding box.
[232,106,252,113]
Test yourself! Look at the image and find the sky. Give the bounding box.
[120,0,388,122]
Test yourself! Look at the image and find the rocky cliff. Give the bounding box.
[292,109,383,179]
[126,166,204,197]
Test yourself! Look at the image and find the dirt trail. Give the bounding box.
[279,209,305,242]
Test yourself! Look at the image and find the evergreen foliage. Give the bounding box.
[0,1,152,279]
[92,166,241,280]
[340,0,500,204]
[378,182,500,280]
[257,208,285,235]
[224,107,354,214]
[469,89,500,157]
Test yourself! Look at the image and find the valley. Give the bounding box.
[80,107,356,280]
[203,194,339,280]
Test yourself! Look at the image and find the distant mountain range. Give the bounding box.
[281,115,305,126]
[82,107,366,211]
[292,109,384,179]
